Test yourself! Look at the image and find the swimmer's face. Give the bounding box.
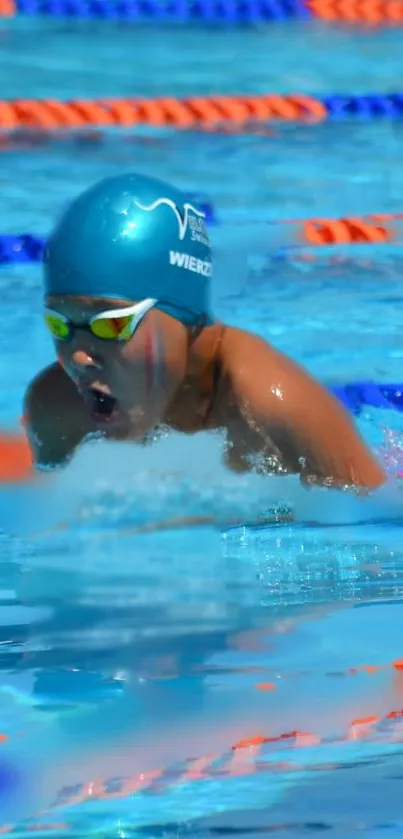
[45,295,189,439]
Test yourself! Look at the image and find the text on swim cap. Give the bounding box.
[169,251,212,277]
[188,214,209,247]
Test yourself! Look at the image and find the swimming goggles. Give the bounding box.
[44,298,157,342]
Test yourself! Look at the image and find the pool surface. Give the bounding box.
[1,14,403,837]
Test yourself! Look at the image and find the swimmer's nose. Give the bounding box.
[70,348,102,372]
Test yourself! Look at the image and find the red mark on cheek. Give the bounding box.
[145,327,154,393]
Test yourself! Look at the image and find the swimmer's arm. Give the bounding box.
[129,515,219,533]
[229,344,386,490]
[23,363,92,471]
[100,511,293,537]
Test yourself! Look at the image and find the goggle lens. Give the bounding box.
[45,313,71,340]
[90,315,134,340]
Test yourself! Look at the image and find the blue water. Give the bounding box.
[1,15,403,838]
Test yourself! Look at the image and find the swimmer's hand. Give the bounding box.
[23,363,95,472]
[224,333,386,491]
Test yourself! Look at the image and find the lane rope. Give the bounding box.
[2,92,403,133]
[3,0,403,25]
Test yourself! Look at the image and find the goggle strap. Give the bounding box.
[92,298,157,323]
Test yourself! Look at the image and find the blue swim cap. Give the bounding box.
[44,173,213,326]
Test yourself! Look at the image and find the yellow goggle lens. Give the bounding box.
[90,315,134,341]
[45,313,70,339]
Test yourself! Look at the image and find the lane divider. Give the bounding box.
[6,0,312,20]
[308,0,403,25]
[301,213,403,245]
[2,0,403,25]
[3,92,403,133]
[4,704,403,828]
[0,0,14,14]
[0,702,401,833]
[3,211,403,265]
[0,94,327,130]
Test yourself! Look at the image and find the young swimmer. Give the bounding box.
[24,172,386,490]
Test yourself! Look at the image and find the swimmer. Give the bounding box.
[23,172,386,491]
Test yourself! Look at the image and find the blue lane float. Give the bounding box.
[331,383,403,415]
[15,0,313,21]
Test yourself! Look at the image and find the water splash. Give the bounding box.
[0,430,402,541]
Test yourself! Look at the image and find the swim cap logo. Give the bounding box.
[169,251,212,277]
[134,197,209,246]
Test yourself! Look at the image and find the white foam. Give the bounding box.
[1,430,402,539]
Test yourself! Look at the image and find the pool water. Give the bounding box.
[1,15,403,838]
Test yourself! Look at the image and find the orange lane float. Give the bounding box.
[0,432,32,482]
[308,0,403,25]
[0,94,327,132]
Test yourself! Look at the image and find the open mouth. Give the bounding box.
[82,387,119,424]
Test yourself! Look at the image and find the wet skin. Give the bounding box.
[24,295,386,491]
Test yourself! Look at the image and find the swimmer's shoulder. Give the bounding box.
[212,324,279,426]
[23,362,94,468]
[220,324,324,388]
[219,324,280,382]
[217,322,328,421]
